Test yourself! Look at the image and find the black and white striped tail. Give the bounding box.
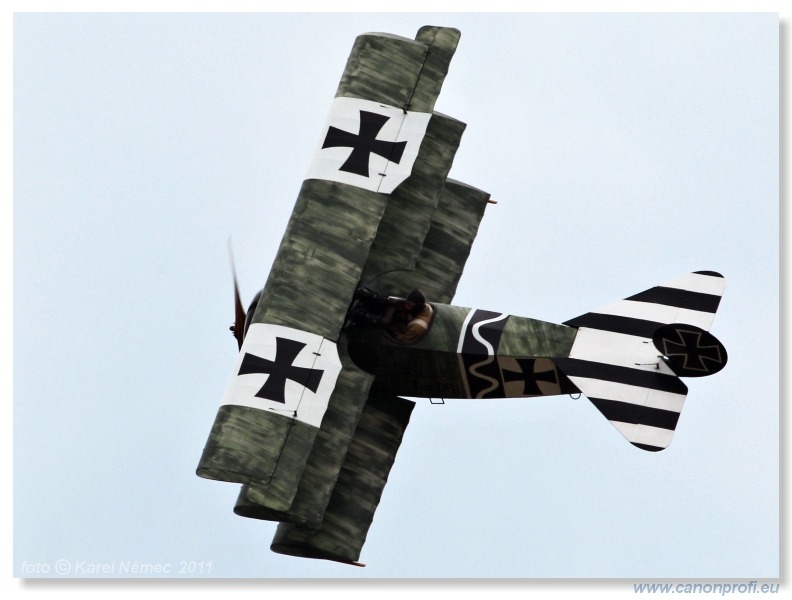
[557,271,726,452]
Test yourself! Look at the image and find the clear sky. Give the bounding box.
[8,5,782,592]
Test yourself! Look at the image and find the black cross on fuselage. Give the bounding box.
[238,337,324,403]
[502,358,559,396]
[322,110,407,177]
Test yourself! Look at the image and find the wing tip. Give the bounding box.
[631,442,667,452]
[694,270,724,278]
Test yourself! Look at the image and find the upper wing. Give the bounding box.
[198,25,486,564]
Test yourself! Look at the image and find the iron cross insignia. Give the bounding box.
[238,337,324,403]
[660,328,724,373]
[322,110,407,177]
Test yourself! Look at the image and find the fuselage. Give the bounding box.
[342,303,580,399]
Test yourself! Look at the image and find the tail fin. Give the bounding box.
[556,271,727,451]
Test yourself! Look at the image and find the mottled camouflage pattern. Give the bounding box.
[196,179,388,504]
[269,183,496,563]
[196,405,315,490]
[199,26,465,547]
[359,113,466,290]
[270,394,415,565]
[411,26,462,110]
[498,315,578,359]
[253,179,388,341]
[234,347,374,526]
[336,26,459,113]
[267,28,469,564]
[345,304,577,399]
[406,179,491,303]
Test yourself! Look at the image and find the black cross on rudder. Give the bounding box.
[661,329,723,373]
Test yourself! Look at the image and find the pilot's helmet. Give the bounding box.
[406,289,426,308]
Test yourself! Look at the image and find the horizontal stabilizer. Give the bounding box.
[564,271,725,336]
[558,271,726,451]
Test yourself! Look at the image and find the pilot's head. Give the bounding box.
[405,289,426,313]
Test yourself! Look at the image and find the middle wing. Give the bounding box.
[199,25,492,565]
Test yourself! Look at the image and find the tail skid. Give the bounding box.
[557,271,727,451]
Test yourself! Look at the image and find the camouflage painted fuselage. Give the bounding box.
[344,303,580,399]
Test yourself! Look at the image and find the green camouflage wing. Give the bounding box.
[198,25,484,564]
[268,27,494,565]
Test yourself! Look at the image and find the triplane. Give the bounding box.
[197,26,727,566]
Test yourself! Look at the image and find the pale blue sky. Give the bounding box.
[11,9,781,585]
